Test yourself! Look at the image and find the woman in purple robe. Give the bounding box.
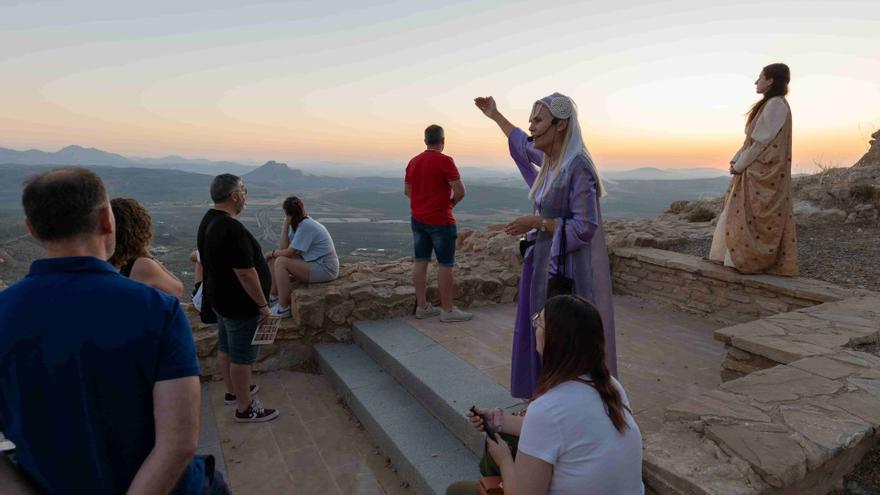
[475,93,617,399]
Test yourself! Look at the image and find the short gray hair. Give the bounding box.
[424,124,444,146]
[210,173,242,203]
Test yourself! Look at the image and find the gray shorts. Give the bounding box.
[308,254,339,283]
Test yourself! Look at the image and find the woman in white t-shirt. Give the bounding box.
[447,295,643,495]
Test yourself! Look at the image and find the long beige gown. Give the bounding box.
[709,96,799,276]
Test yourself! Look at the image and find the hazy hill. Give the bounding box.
[0,145,131,167]
[243,160,304,184]
[132,155,255,174]
[603,167,727,180]
[0,144,255,175]
[1,143,733,181]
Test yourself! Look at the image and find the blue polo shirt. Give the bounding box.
[0,256,203,494]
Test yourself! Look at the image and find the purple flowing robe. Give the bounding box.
[507,128,617,399]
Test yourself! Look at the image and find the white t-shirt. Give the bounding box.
[518,377,644,495]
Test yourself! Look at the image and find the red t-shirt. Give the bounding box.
[405,150,461,225]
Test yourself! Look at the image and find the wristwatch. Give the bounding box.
[539,218,548,232]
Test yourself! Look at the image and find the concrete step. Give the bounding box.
[315,343,480,495]
[352,319,523,456]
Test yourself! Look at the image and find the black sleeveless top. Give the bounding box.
[120,259,137,278]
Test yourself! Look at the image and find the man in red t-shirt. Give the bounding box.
[404,125,472,322]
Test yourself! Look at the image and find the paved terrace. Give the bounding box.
[208,296,723,493]
[403,296,725,434]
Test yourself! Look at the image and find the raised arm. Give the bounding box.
[508,128,545,187]
[475,96,515,137]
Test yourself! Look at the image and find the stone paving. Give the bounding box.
[716,294,880,379]
[207,371,412,495]
[402,295,726,434]
[644,293,880,494]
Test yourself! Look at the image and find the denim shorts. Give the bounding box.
[411,217,457,267]
[214,311,260,365]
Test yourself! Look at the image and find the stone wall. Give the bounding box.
[188,227,522,376]
[610,247,854,325]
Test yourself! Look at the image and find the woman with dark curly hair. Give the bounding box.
[109,198,184,298]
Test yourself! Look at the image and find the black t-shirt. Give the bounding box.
[197,209,271,319]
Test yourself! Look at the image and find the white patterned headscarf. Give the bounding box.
[528,92,605,200]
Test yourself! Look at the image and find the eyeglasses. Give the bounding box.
[240,186,248,195]
[530,313,544,332]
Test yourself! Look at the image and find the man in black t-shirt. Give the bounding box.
[197,174,279,423]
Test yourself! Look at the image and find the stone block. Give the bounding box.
[732,335,833,364]
[325,299,355,325]
[721,352,779,378]
[665,390,772,424]
[705,423,807,488]
[715,319,786,345]
[754,298,791,314]
[721,365,843,403]
[719,290,753,304]
[831,350,880,369]
[830,391,880,424]
[790,355,870,380]
[780,402,872,470]
[642,423,770,495]
[501,287,518,303]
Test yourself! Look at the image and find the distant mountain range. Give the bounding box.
[0,145,255,174]
[0,144,729,181]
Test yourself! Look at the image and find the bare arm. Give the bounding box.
[475,96,515,137]
[127,376,200,495]
[450,180,465,207]
[130,258,184,299]
[278,217,291,250]
[496,451,553,495]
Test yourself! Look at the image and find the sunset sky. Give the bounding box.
[1,0,878,172]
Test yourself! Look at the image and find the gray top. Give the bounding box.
[288,217,337,262]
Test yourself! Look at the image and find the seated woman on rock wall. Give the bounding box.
[265,196,339,318]
[446,295,643,495]
[109,197,184,298]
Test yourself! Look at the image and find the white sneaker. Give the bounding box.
[415,303,441,319]
[270,305,291,318]
[440,307,473,323]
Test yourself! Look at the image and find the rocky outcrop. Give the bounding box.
[854,130,880,168]
[187,227,522,376]
[604,197,722,250]
[791,133,880,224]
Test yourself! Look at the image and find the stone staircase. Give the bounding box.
[315,319,523,495]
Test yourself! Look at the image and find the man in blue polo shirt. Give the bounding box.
[0,168,219,494]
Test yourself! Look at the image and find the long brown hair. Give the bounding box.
[534,295,630,433]
[282,196,307,228]
[108,197,153,269]
[747,63,790,125]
